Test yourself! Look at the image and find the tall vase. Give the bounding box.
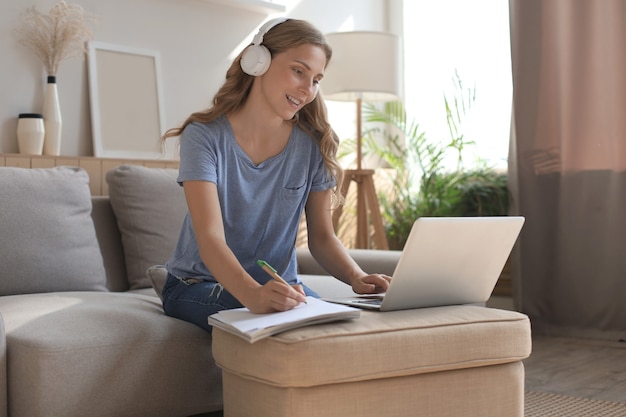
[42,75,62,156]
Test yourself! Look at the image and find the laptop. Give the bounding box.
[325,216,525,311]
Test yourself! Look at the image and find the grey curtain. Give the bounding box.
[509,0,626,341]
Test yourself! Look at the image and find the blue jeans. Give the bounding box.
[161,272,319,333]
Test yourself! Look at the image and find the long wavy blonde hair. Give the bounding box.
[163,19,344,205]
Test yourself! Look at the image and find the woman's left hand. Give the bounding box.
[351,274,392,294]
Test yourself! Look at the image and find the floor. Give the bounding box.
[488,296,626,404]
[524,335,626,403]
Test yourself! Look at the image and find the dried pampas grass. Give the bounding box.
[17,1,94,76]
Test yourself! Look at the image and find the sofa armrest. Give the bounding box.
[296,247,402,277]
[0,312,7,417]
[297,248,402,298]
[300,274,356,299]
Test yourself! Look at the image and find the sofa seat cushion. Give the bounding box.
[212,305,531,388]
[0,292,221,417]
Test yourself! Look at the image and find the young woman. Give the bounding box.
[161,18,390,332]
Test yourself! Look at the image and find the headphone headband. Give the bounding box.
[252,17,289,46]
[240,18,289,76]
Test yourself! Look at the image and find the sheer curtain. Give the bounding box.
[509,0,626,340]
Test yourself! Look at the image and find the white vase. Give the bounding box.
[17,113,45,155]
[42,75,62,156]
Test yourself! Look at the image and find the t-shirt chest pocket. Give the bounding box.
[280,181,307,205]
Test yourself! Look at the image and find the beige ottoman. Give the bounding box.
[212,304,531,417]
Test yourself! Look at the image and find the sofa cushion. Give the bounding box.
[146,265,167,300]
[0,166,107,295]
[106,165,186,290]
[0,292,221,416]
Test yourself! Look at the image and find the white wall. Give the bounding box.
[1,0,390,157]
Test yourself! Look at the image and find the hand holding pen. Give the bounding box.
[257,259,307,304]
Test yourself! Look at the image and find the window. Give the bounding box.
[403,0,512,170]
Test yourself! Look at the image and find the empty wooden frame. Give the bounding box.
[88,41,166,159]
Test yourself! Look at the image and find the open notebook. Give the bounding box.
[325,216,524,311]
[208,297,360,343]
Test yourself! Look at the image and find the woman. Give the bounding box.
[161,18,390,332]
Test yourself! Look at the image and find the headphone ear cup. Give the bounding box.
[240,44,272,76]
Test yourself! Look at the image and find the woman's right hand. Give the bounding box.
[245,280,307,314]
[184,181,306,314]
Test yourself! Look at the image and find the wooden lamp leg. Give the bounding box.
[332,98,389,250]
[333,169,389,250]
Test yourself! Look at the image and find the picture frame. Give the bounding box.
[87,41,166,159]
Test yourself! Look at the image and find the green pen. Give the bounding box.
[257,259,307,303]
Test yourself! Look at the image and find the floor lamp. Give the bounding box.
[322,31,400,250]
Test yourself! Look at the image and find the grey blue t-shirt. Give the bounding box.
[165,115,335,285]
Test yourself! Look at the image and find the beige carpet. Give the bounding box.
[526,391,626,417]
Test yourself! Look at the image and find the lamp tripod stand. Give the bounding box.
[332,99,389,250]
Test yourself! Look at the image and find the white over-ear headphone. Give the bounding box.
[240,17,289,76]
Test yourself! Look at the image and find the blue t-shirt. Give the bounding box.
[165,115,335,285]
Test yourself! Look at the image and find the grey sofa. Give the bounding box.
[0,164,532,417]
[0,164,402,417]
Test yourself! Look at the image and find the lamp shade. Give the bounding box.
[322,31,400,102]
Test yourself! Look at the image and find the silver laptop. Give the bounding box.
[325,216,525,311]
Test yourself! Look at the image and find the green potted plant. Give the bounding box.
[358,74,509,249]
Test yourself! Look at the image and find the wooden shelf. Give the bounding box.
[0,153,179,196]
[204,0,286,14]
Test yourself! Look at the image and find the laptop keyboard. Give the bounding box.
[355,298,383,306]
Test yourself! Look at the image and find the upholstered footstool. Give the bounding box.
[212,304,531,417]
